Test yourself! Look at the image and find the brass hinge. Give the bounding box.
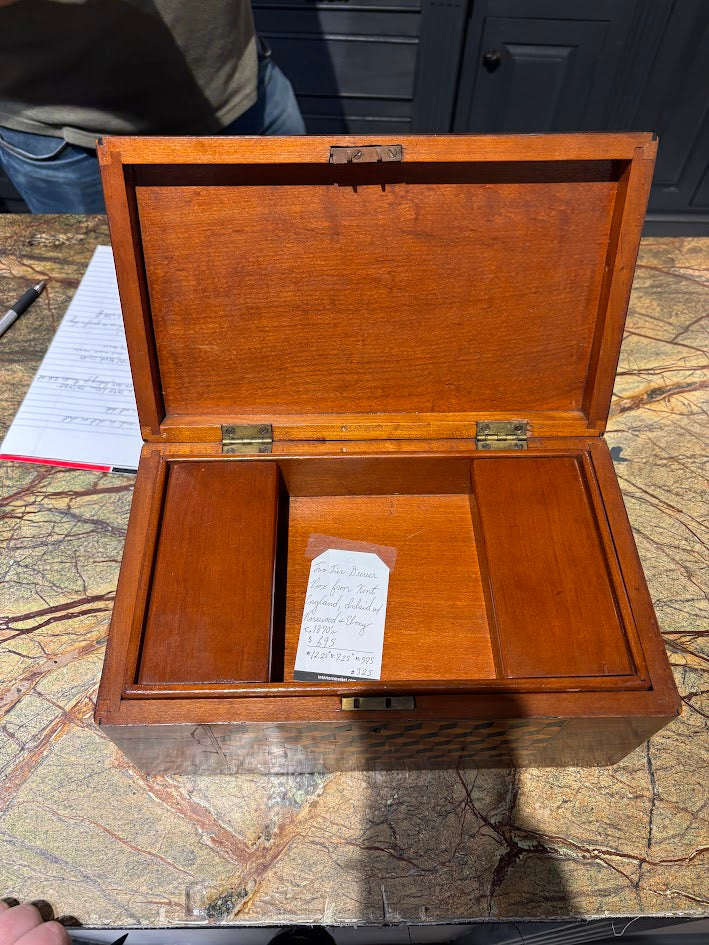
[221,423,273,455]
[476,420,528,451]
[329,144,403,164]
[341,696,415,711]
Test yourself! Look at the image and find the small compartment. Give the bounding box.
[472,455,635,678]
[137,461,280,684]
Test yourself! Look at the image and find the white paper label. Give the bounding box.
[293,549,390,681]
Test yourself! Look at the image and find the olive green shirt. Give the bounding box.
[0,0,258,148]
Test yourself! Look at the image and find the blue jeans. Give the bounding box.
[0,46,305,213]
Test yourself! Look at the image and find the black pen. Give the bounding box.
[0,279,47,338]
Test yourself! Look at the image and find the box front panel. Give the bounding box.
[103,712,673,774]
[106,717,568,774]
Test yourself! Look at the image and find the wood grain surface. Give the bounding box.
[472,454,634,678]
[136,176,614,418]
[284,493,495,681]
[98,134,656,441]
[138,461,279,684]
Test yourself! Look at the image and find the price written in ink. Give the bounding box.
[293,549,390,682]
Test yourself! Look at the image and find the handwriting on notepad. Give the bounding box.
[0,246,142,469]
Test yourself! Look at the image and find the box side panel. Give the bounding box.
[587,438,681,707]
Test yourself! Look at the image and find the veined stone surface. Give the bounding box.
[0,217,706,925]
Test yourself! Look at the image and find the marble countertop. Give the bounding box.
[0,216,706,927]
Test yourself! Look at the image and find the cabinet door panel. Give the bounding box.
[457,17,608,133]
[632,5,709,214]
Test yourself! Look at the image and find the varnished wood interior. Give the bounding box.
[133,160,621,426]
[472,456,634,678]
[284,493,495,681]
[132,450,640,691]
[95,135,679,771]
[138,461,279,684]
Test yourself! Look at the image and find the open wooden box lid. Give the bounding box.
[98,133,656,443]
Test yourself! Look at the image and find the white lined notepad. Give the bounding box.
[0,246,142,472]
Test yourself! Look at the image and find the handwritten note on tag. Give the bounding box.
[293,549,390,681]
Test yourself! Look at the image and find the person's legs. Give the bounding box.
[0,127,105,212]
[223,39,306,136]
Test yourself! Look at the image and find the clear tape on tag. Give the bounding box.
[304,533,398,572]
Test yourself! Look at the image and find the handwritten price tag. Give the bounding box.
[293,549,390,682]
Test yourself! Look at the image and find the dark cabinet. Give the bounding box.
[252,0,469,136]
[252,0,707,231]
[253,0,424,135]
[452,3,635,134]
[623,0,709,222]
[450,0,708,229]
[464,18,610,132]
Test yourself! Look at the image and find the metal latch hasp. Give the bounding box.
[329,144,403,164]
[341,696,415,711]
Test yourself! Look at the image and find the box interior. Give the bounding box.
[133,452,638,690]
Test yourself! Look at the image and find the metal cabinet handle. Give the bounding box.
[483,49,502,73]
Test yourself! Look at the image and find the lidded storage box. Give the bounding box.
[95,134,680,773]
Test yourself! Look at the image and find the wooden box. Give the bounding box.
[95,134,680,774]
